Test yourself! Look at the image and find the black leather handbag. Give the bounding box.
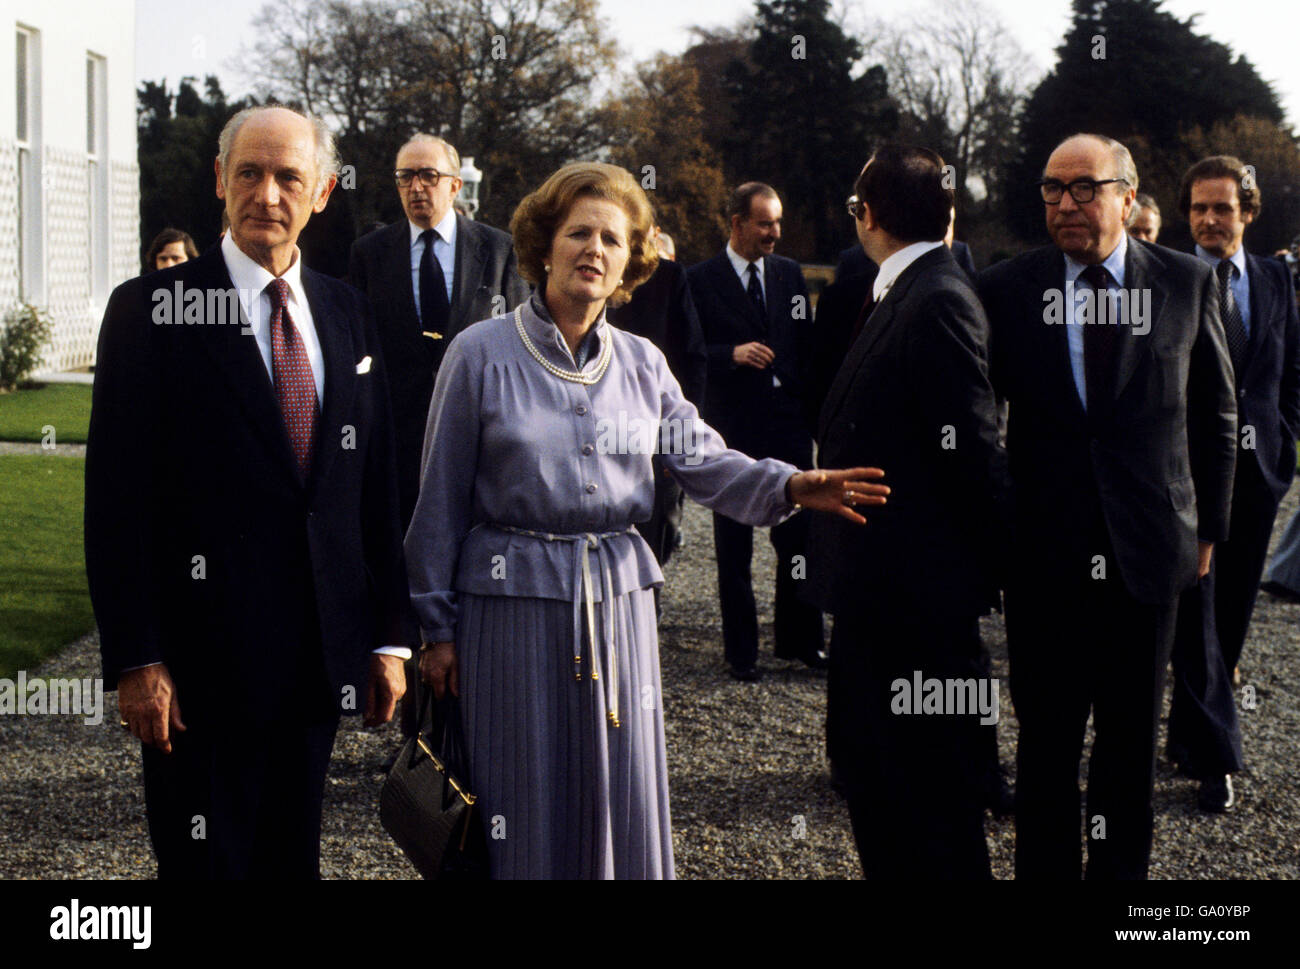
[380,693,488,880]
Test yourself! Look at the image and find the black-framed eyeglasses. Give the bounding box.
[1039,178,1127,204]
[846,194,865,219]
[395,168,459,188]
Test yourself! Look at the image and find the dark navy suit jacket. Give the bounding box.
[1220,251,1300,501]
[687,250,813,463]
[85,246,414,723]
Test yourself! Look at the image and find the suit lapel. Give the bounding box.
[762,255,783,331]
[188,250,301,477]
[713,252,765,334]
[1111,241,1166,407]
[450,215,485,338]
[303,269,356,496]
[1242,253,1272,378]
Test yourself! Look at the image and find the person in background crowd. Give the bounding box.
[1128,192,1162,243]
[143,228,198,274]
[687,183,826,680]
[1168,155,1300,812]
[405,161,889,878]
[348,134,529,745]
[978,133,1236,879]
[807,146,1010,878]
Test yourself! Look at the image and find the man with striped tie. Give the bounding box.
[86,106,414,878]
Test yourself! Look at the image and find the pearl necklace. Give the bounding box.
[514,305,613,385]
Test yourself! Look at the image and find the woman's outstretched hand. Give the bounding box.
[788,467,889,524]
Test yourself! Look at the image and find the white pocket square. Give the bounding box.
[356,355,372,375]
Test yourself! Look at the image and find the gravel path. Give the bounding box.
[2,486,1297,879]
[0,442,85,457]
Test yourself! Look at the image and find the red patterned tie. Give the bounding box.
[267,278,318,479]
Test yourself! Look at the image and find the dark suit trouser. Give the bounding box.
[829,608,991,879]
[713,510,823,668]
[1169,455,1275,777]
[1006,555,1176,880]
[141,653,339,879]
[142,714,338,879]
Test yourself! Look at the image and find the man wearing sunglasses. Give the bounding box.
[978,133,1236,880]
[348,134,529,532]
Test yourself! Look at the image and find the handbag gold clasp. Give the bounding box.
[416,735,477,807]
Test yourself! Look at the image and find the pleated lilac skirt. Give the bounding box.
[458,588,674,879]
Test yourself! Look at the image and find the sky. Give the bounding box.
[135,0,1300,126]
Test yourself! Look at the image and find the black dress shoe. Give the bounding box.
[729,664,763,682]
[1198,774,1235,813]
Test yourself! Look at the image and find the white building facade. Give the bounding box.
[1,0,138,373]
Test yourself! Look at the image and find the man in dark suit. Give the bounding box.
[347,134,529,531]
[608,241,707,578]
[1168,155,1300,811]
[85,106,414,878]
[813,208,974,427]
[979,133,1237,879]
[807,146,1009,878]
[687,183,823,679]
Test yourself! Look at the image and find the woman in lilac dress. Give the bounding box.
[404,162,887,879]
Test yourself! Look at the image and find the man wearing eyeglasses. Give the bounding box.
[978,133,1236,880]
[347,134,529,531]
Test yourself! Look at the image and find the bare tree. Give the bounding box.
[853,0,1037,212]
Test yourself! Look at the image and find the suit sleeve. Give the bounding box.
[1188,265,1238,543]
[357,294,419,647]
[84,281,165,687]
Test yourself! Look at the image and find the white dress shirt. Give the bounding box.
[222,233,325,404]
[872,240,945,303]
[409,210,458,323]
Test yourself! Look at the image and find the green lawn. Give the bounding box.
[0,383,93,444]
[0,455,94,678]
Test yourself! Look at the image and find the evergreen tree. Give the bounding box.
[722,0,896,262]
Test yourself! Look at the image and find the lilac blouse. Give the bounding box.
[404,296,801,643]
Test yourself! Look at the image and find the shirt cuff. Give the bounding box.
[373,646,413,661]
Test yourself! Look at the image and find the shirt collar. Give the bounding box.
[221,232,308,309]
[1195,243,1247,279]
[409,210,459,250]
[523,292,608,368]
[1064,230,1128,287]
[873,240,945,302]
[726,242,762,281]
